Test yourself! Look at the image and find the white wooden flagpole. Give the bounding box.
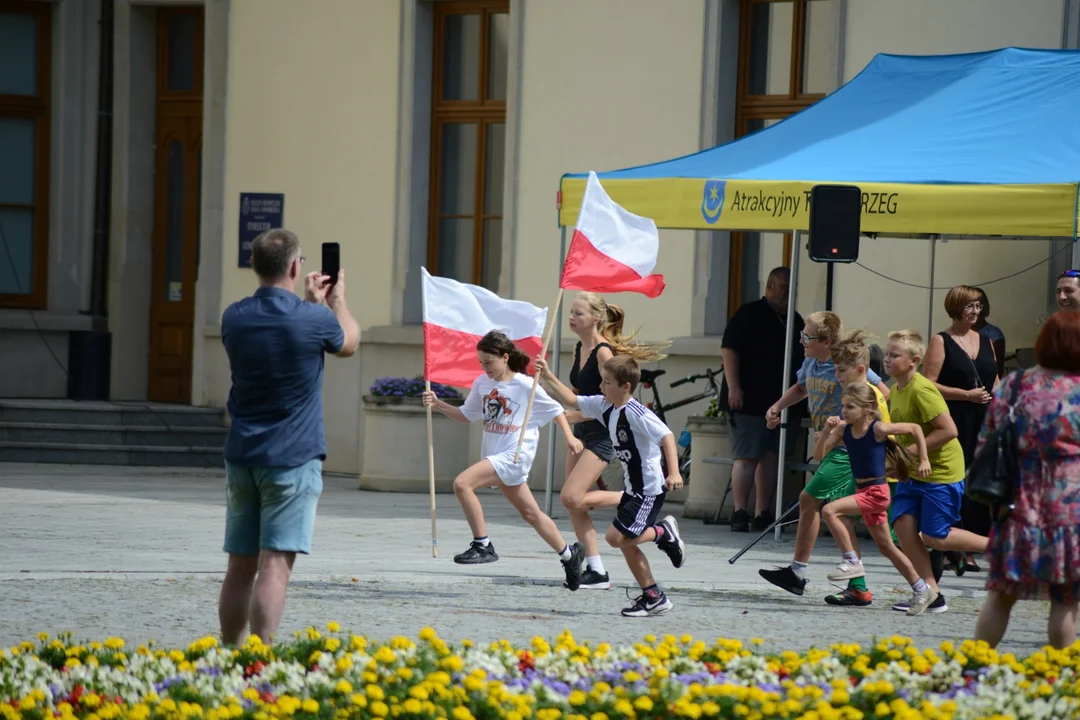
[514,288,564,463]
[425,380,438,558]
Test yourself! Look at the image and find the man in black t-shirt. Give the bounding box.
[720,267,805,532]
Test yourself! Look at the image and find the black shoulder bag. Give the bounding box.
[965,370,1025,512]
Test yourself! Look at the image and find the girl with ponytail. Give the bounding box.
[533,292,666,590]
[423,330,589,590]
[813,383,940,616]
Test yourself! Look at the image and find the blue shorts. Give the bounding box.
[224,458,324,555]
[890,478,964,540]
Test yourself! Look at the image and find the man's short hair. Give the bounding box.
[602,355,641,393]
[766,266,790,286]
[251,229,300,281]
[888,329,926,360]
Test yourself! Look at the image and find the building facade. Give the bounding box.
[2,0,1078,478]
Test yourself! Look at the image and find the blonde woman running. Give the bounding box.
[535,292,666,590]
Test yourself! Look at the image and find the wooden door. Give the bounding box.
[148,7,203,403]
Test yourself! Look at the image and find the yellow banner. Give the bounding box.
[557,178,1080,237]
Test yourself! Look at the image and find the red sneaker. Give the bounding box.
[824,587,872,607]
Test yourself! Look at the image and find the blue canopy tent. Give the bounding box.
[544,48,1080,528]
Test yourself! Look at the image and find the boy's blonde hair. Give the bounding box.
[805,311,843,345]
[888,329,926,360]
[831,329,873,369]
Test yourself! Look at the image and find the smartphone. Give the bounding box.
[321,242,340,285]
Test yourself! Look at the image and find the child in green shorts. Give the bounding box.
[760,315,891,607]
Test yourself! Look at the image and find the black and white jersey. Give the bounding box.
[578,395,672,497]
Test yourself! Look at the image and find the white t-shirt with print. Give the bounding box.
[459,373,565,486]
[577,395,672,497]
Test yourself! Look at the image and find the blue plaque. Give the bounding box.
[238,193,285,268]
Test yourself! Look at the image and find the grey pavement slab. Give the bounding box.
[0,462,1051,654]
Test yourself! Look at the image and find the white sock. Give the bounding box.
[586,555,605,574]
[791,561,809,580]
[558,545,572,562]
[912,578,929,593]
[843,551,861,566]
[473,536,490,547]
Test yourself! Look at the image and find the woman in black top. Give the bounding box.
[535,292,666,590]
[924,285,998,573]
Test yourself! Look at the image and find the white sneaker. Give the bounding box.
[826,561,865,581]
[906,587,940,617]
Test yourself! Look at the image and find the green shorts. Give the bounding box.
[805,448,857,503]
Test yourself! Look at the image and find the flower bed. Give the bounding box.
[2,628,1077,720]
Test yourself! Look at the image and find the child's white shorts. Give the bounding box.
[486,450,534,487]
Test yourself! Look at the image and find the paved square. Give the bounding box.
[0,462,1050,652]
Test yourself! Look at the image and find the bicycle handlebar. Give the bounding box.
[670,368,722,388]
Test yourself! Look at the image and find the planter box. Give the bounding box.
[359,395,469,493]
[682,415,732,520]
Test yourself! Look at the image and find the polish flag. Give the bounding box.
[421,268,547,388]
[560,171,665,298]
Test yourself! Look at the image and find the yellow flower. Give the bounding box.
[370,701,389,718]
[634,697,654,712]
[301,700,319,714]
[326,621,341,633]
[451,708,474,720]
[334,680,353,695]
[419,627,437,642]
[568,691,587,707]
[366,685,385,702]
[350,695,367,709]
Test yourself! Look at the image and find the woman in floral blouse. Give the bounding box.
[973,311,1080,650]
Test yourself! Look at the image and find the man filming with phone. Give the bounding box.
[218,228,359,645]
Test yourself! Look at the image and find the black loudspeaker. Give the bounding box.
[808,185,861,263]
[68,330,112,401]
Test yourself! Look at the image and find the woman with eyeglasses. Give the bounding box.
[922,285,998,574]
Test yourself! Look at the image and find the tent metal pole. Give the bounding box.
[1072,186,1079,268]
[775,229,801,541]
[927,237,937,342]
[544,226,567,517]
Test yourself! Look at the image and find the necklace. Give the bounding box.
[952,331,978,359]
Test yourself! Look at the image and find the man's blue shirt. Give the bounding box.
[222,286,345,467]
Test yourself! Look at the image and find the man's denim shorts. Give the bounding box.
[223,458,323,555]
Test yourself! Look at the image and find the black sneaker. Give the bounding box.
[892,592,948,614]
[564,568,610,590]
[945,551,966,576]
[730,509,751,532]
[561,542,585,591]
[656,515,686,569]
[621,589,673,617]
[759,565,807,596]
[454,541,498,565]
[752,509,774,532]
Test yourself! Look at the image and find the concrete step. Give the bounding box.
[0,422,227,448]
[0,441,224,468]
[0,400,226,428]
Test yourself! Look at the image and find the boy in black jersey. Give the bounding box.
[544,355,687,616]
